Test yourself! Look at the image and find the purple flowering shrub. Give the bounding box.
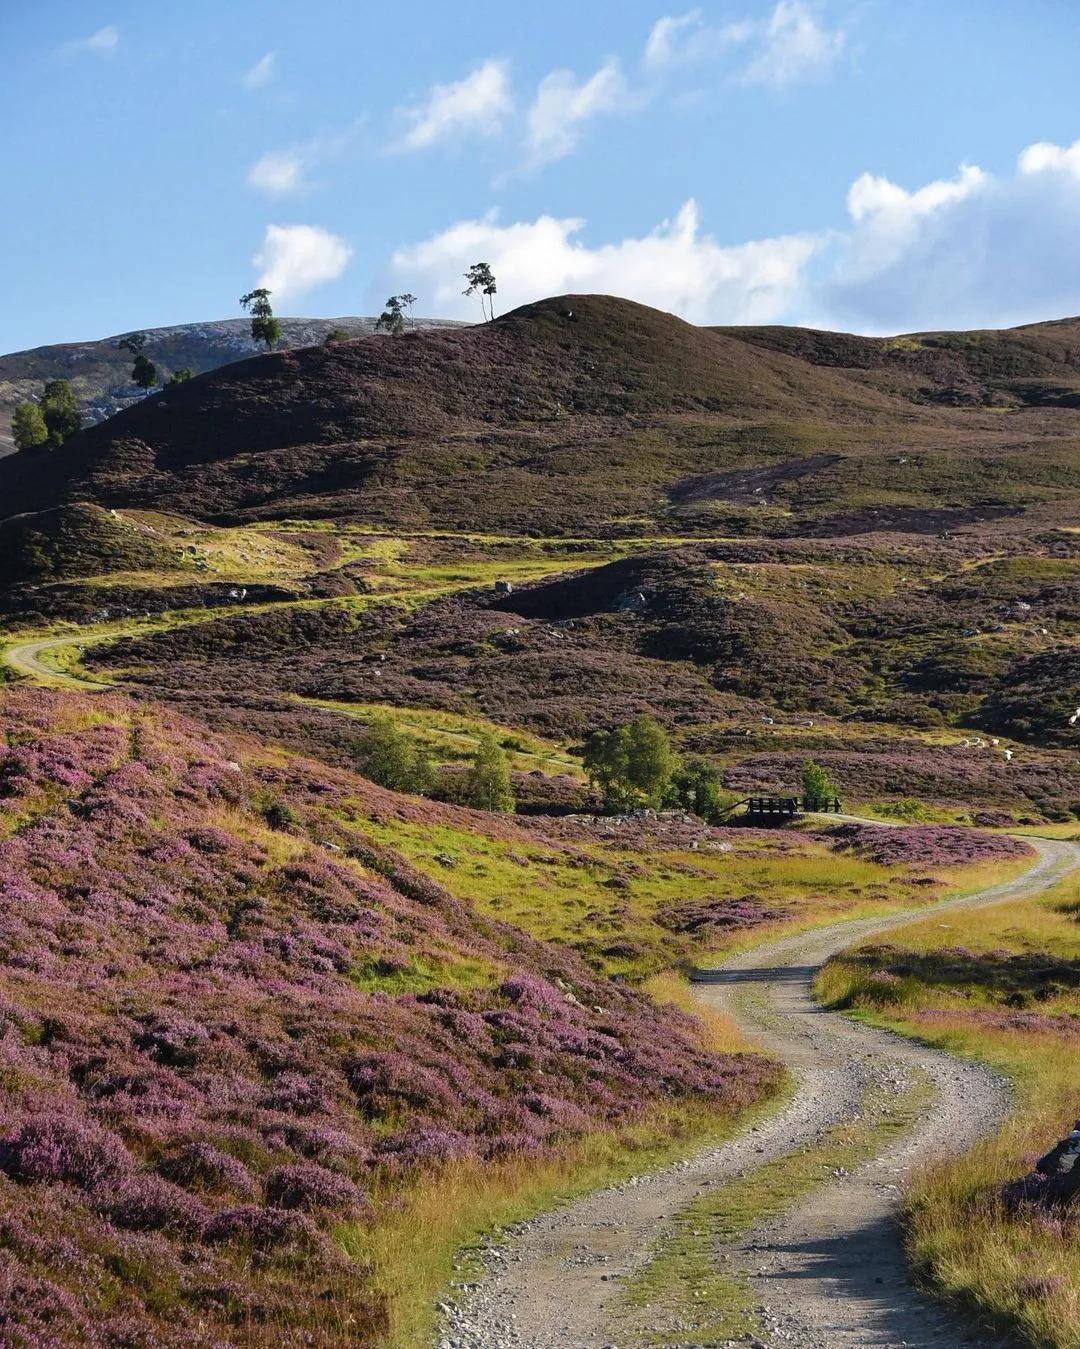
[821,821,1032,869]
[0,688,777,1344]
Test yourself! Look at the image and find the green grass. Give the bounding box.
[610,1072,935,1347]
[348,951,502,995]
[349,811,994,982]
[294,695,585,777]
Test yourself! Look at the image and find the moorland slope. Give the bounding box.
[3,296,1079,535]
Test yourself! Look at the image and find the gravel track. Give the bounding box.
[440,836,1079,1349]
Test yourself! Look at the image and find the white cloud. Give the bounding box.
[63,25,119,58]
[246,126,359,197]
[524,59,637,169]
[247,151,306,196]
[389,134,1080,334]
[243,51,277,90]
[395,59,512,151]
[392,199,817,324]
[253,224,353,303]
[644,10,751,70]
[819,138,1080,331]
[1019,138,1080,178]
[740,1,845,89]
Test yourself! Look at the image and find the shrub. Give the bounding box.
[353,715,436,796]
[457,732,514,812]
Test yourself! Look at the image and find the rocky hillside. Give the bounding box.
[0,315,463,453]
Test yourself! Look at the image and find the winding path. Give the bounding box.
[441,836,1080,1349]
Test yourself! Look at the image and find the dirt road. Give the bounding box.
[441,837,1079,1349]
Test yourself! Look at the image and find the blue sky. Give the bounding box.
[4,0,1080,350]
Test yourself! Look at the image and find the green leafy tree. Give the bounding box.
[165,368,194,387]
[40,379,81,447]
[583,714,678,812]
[459,732,514,812]
[801,758,836,811]
[374,295,406,336]
[354,715,435,795]
[12,402,48,451]
[323,328,351,345]
[463,262,497,320]
[670,756,733,824]
[239,288,282,351]
[131,353,157,390]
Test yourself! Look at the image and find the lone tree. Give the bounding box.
[463,262,497,321]
[39,379,81,447]
[132,354,157,390]
[118,333,157,391]
[801,758,836,811]
[374,295,406,336]
[239,288,282,351]
[11,401,48,451]
[459,732,514,812]
[583,713,677,813]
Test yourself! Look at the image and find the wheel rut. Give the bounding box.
[440,837,1080,1349]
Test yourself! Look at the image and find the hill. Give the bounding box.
[0,314,463,454]
[2,295,1078,537]
[0,686,789,1344]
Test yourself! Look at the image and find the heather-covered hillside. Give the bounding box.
[3,296,1079,535]
[0,688,776,1345]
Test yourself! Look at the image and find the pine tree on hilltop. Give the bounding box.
[239,289,282,351]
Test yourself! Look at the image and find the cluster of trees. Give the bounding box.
[582,715,838,822]
[117,333,193,392]
[11,264,501,454]
[374,293,417,336]
[12,379,81,450]
[352,715,514,813]
[582,714,733,821]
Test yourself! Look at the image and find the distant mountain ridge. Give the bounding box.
[0,314,465,452]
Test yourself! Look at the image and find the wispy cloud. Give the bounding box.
[739,1,845,89]
[523,59,637,170]
[246,127,361,197]
[61,25,119,59]
[243,51,277,91]
[253,224,353,303]
[643,10,751,70]
[247,151,306,197]
[394,59,512,151]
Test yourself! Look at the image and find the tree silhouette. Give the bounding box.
[463,263,497,321]
[239,289,282,351]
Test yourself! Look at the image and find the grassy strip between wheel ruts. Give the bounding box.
[338,1101,775,1349]
[816,869,1080,1348]
[608,1072,935,1347]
